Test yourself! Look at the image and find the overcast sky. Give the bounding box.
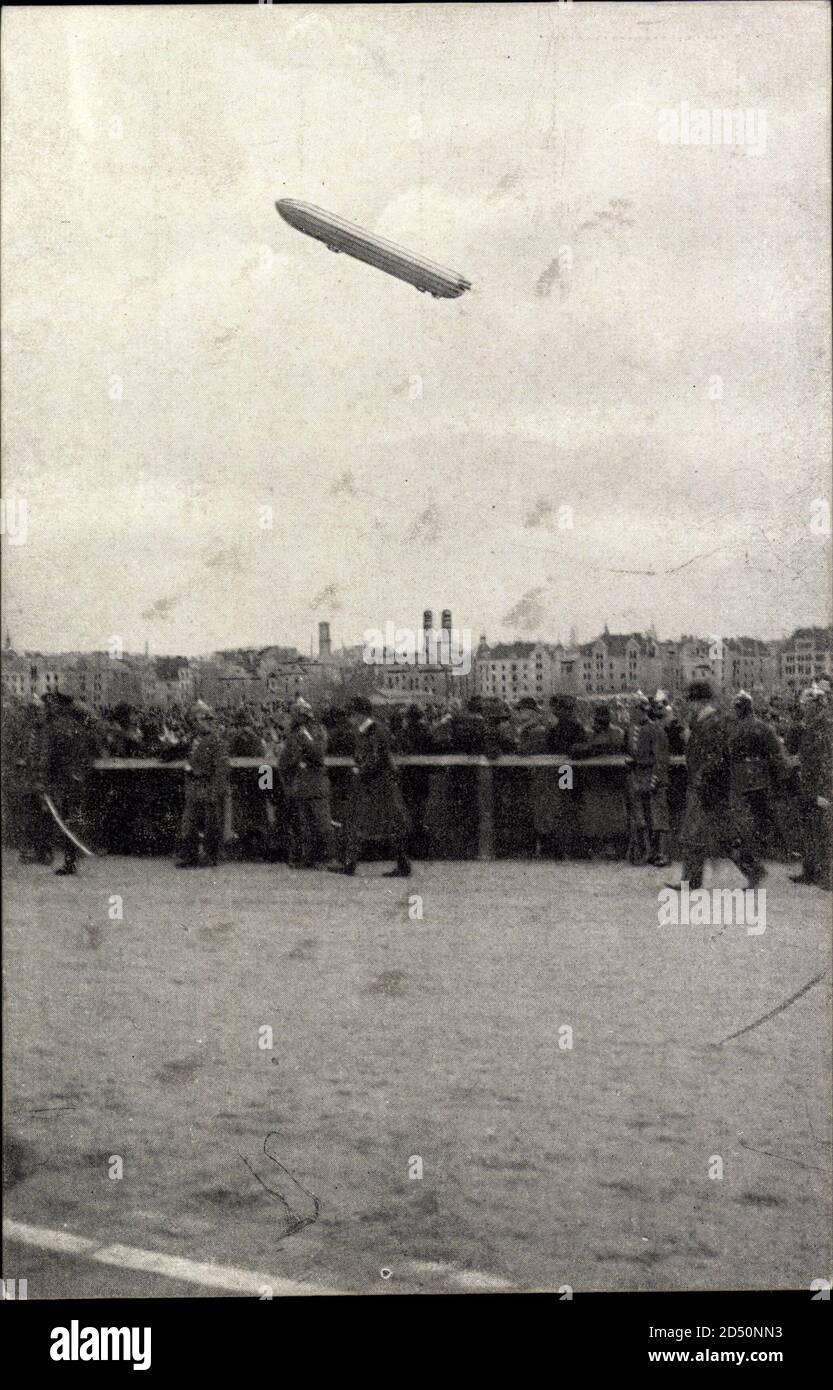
[3,2,830,655]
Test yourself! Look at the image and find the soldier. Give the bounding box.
[227,708,272,860]
[547,695,587,756]
[42,692,99,875]
[791,686,832,889]
[666,680,764,893]
[572,703,626,756]
[655,692,687,756]
[646,697,672,865]
[624,696,672,866]
[516,696,556,857]
[175,701,229,869]
[332,695,411,877]
[625,693,652,864]
[277,698,334,869]
[545,695,587,859]
[484,698,518,758]
[729,690,789,861]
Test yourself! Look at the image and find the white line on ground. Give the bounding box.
[3,1220,342,1297]
[4,1219,514,1295]
[406,1258,514,1290]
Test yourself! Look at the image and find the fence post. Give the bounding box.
[476,758,495,861]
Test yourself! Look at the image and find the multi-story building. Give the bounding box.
[666,635,778,696]
[376,662,474,703]
[673,636,719,691]
[475,640,562,702]
[366,609,474,703]
[573,630,665,696]
[0,648,143,709]
[717,637,775,694]
[1,649,63,700]
[64,652,144,710]
[778,627,832,691]
[196,628,368,709]
[134,655,193,709]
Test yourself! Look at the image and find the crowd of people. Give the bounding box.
[3,679,831,889]
[6,685,812,763]
[0,680,816,759]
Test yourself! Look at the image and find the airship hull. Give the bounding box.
[276,199,471,299]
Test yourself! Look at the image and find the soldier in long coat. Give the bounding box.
[544,695,587,858]
[624,694,653,864]
[227,709,273,861]
[644,699,671,865]
[277,699,334,868]
[791,686,832,888]
[333,696,411,877]
[176,701,229,868]
[666,681,763,892]
[728,690,789,860]
[516,696,558,856]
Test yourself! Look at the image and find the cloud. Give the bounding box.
[310,583,341,612]
[330,470,359,498]
[140,595,182,623]
[406,503,442,545]
[203,545,243,573]
[524,497,554,529]
[503,587,550,634]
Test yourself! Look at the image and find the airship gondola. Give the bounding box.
[275,199,472,299]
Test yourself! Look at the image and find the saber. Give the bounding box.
[42,794,94,857]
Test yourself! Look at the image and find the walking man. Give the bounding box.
[729,689,789,861]
[666,680,764,893]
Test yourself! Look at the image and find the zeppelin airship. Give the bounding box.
[276,199,472,299]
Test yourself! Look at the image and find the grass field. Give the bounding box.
[3,853,831,1296]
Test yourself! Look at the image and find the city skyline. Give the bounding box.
[4,615,832,662]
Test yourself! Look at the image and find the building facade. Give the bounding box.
[778,627,832,691]
[475,640,562,702]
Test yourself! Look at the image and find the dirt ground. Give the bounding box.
[3,853,831,1296]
